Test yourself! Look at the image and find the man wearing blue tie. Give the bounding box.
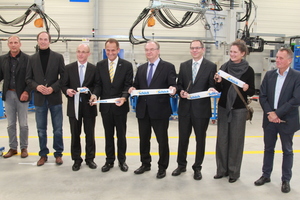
[62,44,98,171]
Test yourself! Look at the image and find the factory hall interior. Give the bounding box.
[1,0,300,200]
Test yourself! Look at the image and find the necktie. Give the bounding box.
[109,61,114,82]
[79,64,84,86]
[147,63,154,86]
[192,62,198,83]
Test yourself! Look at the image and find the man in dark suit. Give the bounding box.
[26,31,65,166]
[172,40,217,180]
[94,38,133,173]
[254,48,300,193]
[0,35,31,158]
[128,40,177,179]
[62,44,98,171]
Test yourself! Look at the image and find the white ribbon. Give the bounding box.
[217,70,245,88]
[131,88,173,96]
[74,92,80,120]
[92,98,120,104]
[187,91,220,100]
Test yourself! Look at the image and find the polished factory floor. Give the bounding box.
[0,98,300,200]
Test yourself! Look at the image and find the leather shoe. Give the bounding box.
[281,181,290,193]
[119,162,129,172]
[37,156,48,166]
[254,176,271,186]
[21,148,28,158]
[229,178,237,183]
[172,167,186,176]
[3,149,17,158]
[101,163,114,172]
[55,157,63,165]
[134,165,151,174]
[213,175,224,179]
[72,162,81,171]
[157,169,166,179]
[86,161,97,169]
[194,170,202,180]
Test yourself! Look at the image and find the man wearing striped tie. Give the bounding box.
[94,38,133,173]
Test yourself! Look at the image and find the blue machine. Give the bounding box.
[294,45,300,71]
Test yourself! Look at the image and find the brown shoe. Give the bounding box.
[55,157,63,165]
[21,148,28,158]
[37,156,48,166]
[3,149,18,158]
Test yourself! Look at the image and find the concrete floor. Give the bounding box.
[0,98,300,200]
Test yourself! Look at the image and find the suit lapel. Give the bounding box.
[113,59,123,83]
[193,59,206,84]
[278,69,292,104]
[150,60,163,86]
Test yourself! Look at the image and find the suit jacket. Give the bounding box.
[0,51,31,101]
[26,49,65,106]
[94,58,133,115]
[133,59,177,119]
[177,58,216,118]
[61,62,98,117]
[260,68,300,134]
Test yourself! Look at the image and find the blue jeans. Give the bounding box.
[35,100,63,157]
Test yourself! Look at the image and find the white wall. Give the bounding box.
[0,0,299,75]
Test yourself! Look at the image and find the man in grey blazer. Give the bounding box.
[254,48,300,193]
[172,40,217,180]
[0,35,31,158]
[62,44,98,171]
[26,31,65,166]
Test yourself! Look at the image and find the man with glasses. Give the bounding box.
[62,44,98,171]
[172,40,217,180]
[128,40,177,179]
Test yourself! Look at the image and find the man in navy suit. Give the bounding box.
[254,48,300,193]
[26,31,64,166]
[62,44,98,171]
[94,38,133,173]
[172,40,217,180]
[128,40,177,179]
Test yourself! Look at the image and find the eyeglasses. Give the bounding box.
[190,47,204,50]
[145,48,158,52]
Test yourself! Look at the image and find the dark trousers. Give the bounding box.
[101,112,127,164]
[137,112,170,170]
[69,116,96,163]
[262,123,294,181]
[177,114,209,171]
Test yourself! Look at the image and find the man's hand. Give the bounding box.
[115,97,126,107]
[67,89,77,97]
[89,94,97,106]
[36,85,53,95]
[180,90,188,99]
[128,87,136,94]
[267,111,281,123]
[169,86,176,96]
[243,83,249,92]
[214,73,222,83]
[20,91,29,101]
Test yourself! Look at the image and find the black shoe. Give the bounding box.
[254,176,271,186]
[119,162,129,172]
[229,178,237,183]
[193,170,202,180]
[213,175,223,179]
[86,161,97,169]
[72,162,81,171]
[172,167,186,176]
[134,165,151,174]
[101,163,114,172]
[281,181,290,193]
[157,169,166,179]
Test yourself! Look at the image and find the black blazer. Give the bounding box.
[94,58,133,115]
[26,49,65,106]
[177,58,216,118]
[0,51,31,101]
[260,68,300,134]
[133,59,177,119]
[61,62,98,118]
